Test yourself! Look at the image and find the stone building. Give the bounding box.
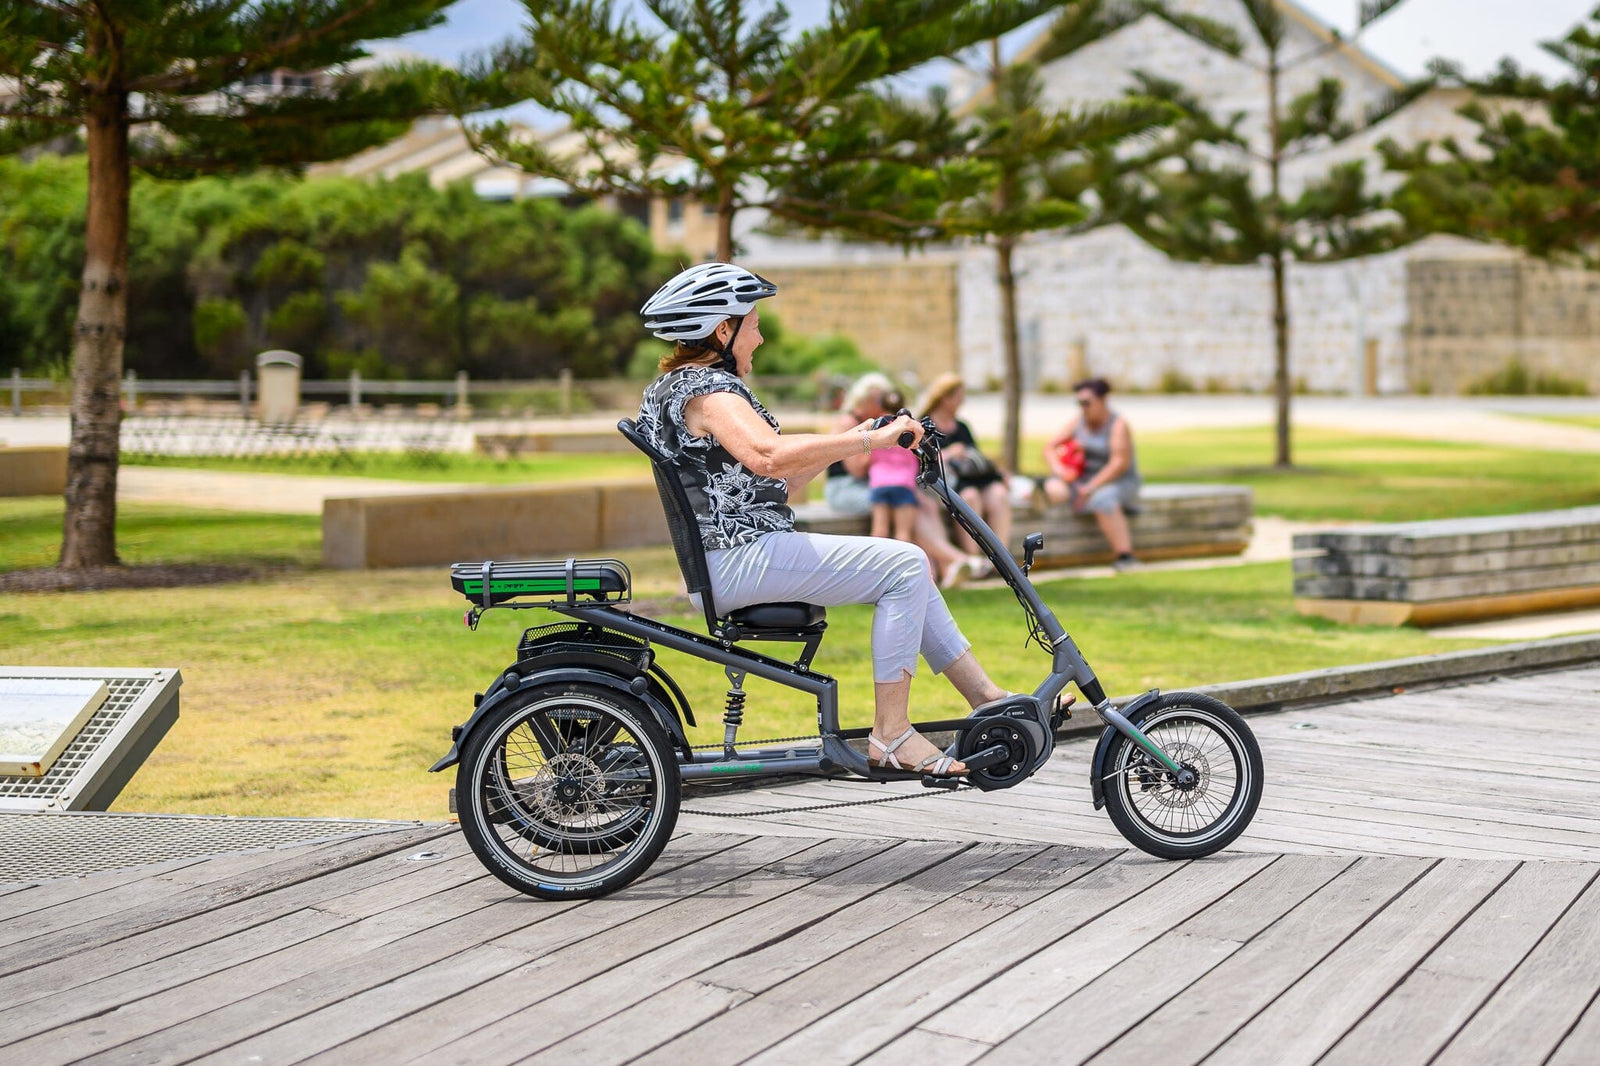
[739,0,1596,396]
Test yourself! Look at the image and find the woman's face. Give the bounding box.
[1077,389,1107,423]
[851,389,887,421]
[939,385,964,417]
[713,309,764,377]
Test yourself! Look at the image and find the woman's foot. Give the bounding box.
[867,726,967,776]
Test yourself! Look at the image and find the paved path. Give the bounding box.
[4,666,1600,1062]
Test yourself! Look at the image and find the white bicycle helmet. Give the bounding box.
[640,262,778,342]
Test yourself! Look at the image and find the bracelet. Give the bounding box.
[860,430,873,454]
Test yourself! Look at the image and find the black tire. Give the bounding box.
[456,682,680,900]
[1100,692,1262,860]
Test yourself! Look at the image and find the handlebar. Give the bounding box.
[868,409,937,450]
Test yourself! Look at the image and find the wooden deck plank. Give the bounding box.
[206,835,827,1065]
[736,855,1225,1065]
[891,854,1278,1048]
[1321,861,1599,1066]
[1204,858,1519,1066]
[0,854,491,1044]
[1085,857,1434,1066]
[629,847,1118,1066]
[416,840,967,1066]
[972,855,1355,1064]
[1432,875,1600,1065]
[0,835,486,1020]
[0,825,452,976]
[59,834,757,1066]
[526,843,1050,1066]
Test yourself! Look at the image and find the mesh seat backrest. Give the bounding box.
[617,418,720,630]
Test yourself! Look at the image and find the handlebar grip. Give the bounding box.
[896,429,915,448]
[869,412,918,449]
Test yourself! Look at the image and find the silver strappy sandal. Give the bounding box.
[867,726,963,777]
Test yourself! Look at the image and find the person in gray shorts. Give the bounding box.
[1042,378,1143,570]
[636,263,1018,777]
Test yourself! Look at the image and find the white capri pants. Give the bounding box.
[703,532,970,684]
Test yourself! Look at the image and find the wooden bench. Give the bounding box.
[792,483,1254,569]
[1293,506,1600,626]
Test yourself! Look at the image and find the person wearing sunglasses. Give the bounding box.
[1041,377,1142,570]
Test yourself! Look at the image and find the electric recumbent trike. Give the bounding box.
[432,415,1264,900]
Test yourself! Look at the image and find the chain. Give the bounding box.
[682,781,976,818]
[688,734,821,751]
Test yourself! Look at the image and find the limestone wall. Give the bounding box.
[1406,258,1600,394]
[754,260,961,385]
[957,229,1509,395]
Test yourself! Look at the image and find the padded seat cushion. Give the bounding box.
[725,601,826,630]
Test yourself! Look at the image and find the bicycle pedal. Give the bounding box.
[921,775,963,790]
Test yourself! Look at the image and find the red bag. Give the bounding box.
[1050,437,1085,481]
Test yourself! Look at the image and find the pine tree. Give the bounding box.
[1100,0,1422,467]
[460,0,1063,262]
[0,1,458,569]
[1384,9,1600,264]
[924,1,1186,473]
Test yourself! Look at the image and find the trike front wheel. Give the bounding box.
[1100,692,1262,859]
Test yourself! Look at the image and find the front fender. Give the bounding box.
[1088,688,1162,810]
[429,663,691,773]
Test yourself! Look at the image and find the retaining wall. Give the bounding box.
[0,446,68,496]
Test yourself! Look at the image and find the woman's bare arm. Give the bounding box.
[1082,419,1133,493]
[687,392,920,483]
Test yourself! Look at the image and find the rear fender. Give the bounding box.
[429,663,691,773]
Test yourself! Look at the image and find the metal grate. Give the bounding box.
[0,676,150,804]
[0,668,182,812]
[0,811,424,885]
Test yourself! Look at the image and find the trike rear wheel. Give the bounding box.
[456,681,680,899]
[1100,692,1262,859]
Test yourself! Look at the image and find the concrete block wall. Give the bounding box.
[0,446,68,496]
[1405,258,1600,393]
[957,229,1509,395]
[323,480,669,569]
[754,260,961,386]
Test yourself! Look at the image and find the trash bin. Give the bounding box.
[256,350,302,424]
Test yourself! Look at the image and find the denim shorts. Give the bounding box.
[869,485,919,508]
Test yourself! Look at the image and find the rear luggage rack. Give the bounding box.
[450,558,632,612]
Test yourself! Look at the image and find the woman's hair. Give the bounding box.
[656,341,723,374]
[841,372,894,413]
[1073,377,1112,398]
[655,314,741,373]
[916,372,966,418]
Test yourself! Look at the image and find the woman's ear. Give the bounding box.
[712,319,733,346]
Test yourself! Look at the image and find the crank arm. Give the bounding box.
[959,743,1012,773]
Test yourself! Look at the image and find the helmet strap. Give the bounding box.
[714,315,745,375]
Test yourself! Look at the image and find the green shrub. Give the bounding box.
[1467,357,1591,396]
[1158,368,1196,393]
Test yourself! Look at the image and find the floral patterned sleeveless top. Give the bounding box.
[636,366,795,550]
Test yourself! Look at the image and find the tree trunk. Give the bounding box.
[1271,248,1291,468]
[60,88,130,569]
[1266,53,1291,469]
[714,182,734,262]
[997,237,1022,475]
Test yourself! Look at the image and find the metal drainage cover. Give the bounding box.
[0,811,422,885]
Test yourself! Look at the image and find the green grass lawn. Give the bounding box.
[1524,414,1600,432]
[0,557,1492,821]
[1036,426,1600,522]
[1,497,322,572]
[124,449,652,484]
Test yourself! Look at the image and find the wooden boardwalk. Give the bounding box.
[2,665,1598,1064]
[685,664,1600,861]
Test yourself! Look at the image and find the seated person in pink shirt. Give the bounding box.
[868,392,922,543]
